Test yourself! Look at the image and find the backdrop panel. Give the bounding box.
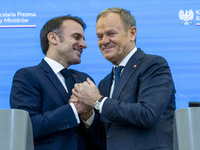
[0,0,199,109]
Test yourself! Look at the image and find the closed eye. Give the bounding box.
[108,32,116,37]
[97,34,103,40]
[72,33,85,41]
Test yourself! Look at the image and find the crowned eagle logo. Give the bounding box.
[179,9,194,25]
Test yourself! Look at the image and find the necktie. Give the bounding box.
[60,69,85,149]
[113,66,124,90]
[60,68,75,95]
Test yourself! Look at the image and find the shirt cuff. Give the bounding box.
[69,103,80,124]
[99,97,107,113]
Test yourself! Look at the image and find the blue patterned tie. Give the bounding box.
[114,66,124,90]
[60,68,75,95]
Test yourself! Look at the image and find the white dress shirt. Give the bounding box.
[100,47,137,112]
[44,57,80,124]
[83,47,138,127]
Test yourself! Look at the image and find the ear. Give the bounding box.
[47,32,59,45]
[129,26,137,42]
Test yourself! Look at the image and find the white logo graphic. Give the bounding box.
[179,9,194,25]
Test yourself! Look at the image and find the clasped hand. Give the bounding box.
[69,78,102,120]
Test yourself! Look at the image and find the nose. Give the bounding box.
[101,35,110,45]
[80,39,87,49]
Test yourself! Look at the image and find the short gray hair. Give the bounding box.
[96,7,136,31]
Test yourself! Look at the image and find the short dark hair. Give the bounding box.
[40,15,86,55]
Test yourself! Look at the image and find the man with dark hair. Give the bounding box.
[10,15,98,150]
[71,7,176,150]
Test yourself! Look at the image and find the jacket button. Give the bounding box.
[73,134,77,138]
[59,124,69,130]
[107,135,111,139]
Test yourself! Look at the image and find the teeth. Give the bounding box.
[76,50,80,54]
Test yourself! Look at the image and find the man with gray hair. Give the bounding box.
[71,7,176,150]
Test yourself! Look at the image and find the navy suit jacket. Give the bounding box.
[89,48,176,150]
[10,59,98,150]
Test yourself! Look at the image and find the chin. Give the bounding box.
[104,54,114,61]
[75,60,81,64]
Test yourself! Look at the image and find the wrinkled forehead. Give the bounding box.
[96,13,125,33]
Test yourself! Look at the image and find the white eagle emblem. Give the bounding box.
[179,9,194,25]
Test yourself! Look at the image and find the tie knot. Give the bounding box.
[114,66,124,76]
[60,68,72,78]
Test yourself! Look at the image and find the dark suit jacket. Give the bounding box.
[89,48,176,150]
[10,59,98,150]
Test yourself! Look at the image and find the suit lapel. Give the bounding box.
[105,73,113,97]
[69,70,81,84]
[112,48,145,99]
[99,71,113,97]
[39,59,70,103]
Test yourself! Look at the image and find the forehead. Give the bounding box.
[96,12,124,33]
[62,20,84,35]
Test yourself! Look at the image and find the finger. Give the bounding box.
[70,94,75,99]
[82,82,89,88]
[72,88,79,98]
[78,82,84,88]
[74,83,81,93]
[74,83,79,90]
[69,94,77,102]
[69,98,79,103]
[80,81,90,91]
[70,94,78,100]
[87,77,95,85]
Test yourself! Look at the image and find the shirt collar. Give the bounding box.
[114,47,137,67]
[44,57,65,74]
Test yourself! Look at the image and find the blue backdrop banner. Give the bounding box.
[0,0,200,109]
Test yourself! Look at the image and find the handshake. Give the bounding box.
[69,78,102,120]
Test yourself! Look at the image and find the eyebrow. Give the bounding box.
[96,29,117,34]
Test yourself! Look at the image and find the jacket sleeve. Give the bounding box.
[99,56,176,129]
[86,110,106,150]
[10,68,78,138]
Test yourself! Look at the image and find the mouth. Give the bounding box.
[74,48,82,55]
[102,45,115,51]
[101,43,115,50]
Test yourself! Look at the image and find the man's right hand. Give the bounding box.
[69,94,93,120]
